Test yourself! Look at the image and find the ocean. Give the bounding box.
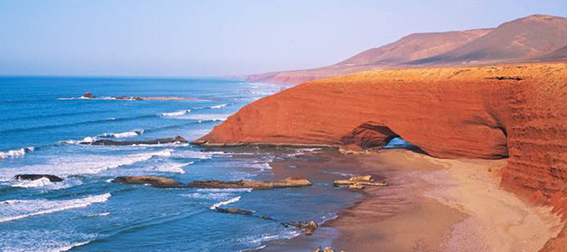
[0,77,360,252]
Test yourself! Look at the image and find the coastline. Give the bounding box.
[262,149,564,252]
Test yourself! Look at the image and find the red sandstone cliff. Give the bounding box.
[197,63,567,251]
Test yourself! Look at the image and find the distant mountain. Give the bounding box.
[337,29,492,66]
[247,14,567,84]
[410,14,567,65]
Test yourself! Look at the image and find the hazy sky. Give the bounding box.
[0,0,565,77]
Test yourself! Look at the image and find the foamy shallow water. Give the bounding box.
[0,77,356,251]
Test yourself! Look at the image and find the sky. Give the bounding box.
[0,0,565,77]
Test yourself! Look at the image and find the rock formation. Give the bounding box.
[196,63,567,250]
[14,174,64,182]
[111,176,312,190]
[185,176,312,189]
[84,136,187,146]
[111,176,181,188]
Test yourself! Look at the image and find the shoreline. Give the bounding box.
[263,149,564,252]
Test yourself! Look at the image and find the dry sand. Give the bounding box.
[329,149,564,252]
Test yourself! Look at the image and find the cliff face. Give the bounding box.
[197,63,567,250]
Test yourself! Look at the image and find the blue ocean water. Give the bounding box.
[0,77,359,252]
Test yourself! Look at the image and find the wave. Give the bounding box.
[1,114,156,135]
[0,230,96,252]
[11,177,82,190]
[0,149,174,180]
[210,196,241,210]
[250,163,272,170]
[145,162,192,174]
[0,193,111,223]
[159,109,191,117]
[174,150,228,160]
[0,147,35,159]
[240,230,300,250]
[100,129,144,138]
[197,188,253,193]
[167,113,230,122]
[210,103,227,109]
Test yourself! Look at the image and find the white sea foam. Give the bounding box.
[62,136,96,145]
[101,129,144,138]
[181,192,232,200]
[86,212,110,217]
[0,149,174,179]
[0,193,111,223]
[197,188,253,193]
[159,109,191,117]
[0,230,96,252]
[11,177,82,190]
[210,196,241,210]
[238,230,300,251]
[210,103,227,109]
[0,147,34,159]
[250,163,272,170]
[175,114,230,122]
[174,150,227,159]
[148,162,192,174]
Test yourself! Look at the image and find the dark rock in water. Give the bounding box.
[82,92,94,99]
[283,220,319,235]
[85,136,187,146]
[111,176,181,188]
[14,174,63,182]
[214,207,254,215]
[185,176,312,189]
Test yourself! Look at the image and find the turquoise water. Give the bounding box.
[0,77,358,252]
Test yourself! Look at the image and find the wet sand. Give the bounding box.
[263,149,564,252]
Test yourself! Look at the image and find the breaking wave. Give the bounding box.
[159,109,191,117]
[210,196,241,210]
[0,193,111,223]
[0,147,35,159]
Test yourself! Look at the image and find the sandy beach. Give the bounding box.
[264,149,564,252]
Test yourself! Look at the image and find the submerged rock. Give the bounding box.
[85,136,187,146]
[111,176,181,188]
[14,174,63,182]
[214,207,254,215]
[186,176,312,189]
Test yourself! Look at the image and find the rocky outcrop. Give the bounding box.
[283,220,319,235]
[334,175,388,188]
[214,207,254,215]
[111,176,312,190]
[14,174,63,182]
[111,176,181,188]
[85,136,187,146]
[82,92,94,99]
[196,63,567,249]
[186,177,312,189]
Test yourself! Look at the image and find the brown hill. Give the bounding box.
[247,14,567,85]
[411,14,567,65]
[337,29,492,66]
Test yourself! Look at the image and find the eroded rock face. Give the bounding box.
[14,174,63,182]
[195,63,567,229]
[111,176,181,188]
